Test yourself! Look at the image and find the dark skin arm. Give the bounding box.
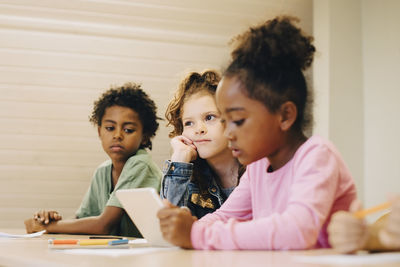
[25,206,123,235]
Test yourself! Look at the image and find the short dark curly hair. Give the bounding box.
[225,16,315,133]
[89,82,161,150]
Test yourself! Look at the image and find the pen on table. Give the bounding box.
[108,239,129,246]
[353,201,391,219]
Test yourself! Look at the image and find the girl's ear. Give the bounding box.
[279,101,297,131]
[97,126,101,137]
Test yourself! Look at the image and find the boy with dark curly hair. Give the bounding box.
[24,82,162,237]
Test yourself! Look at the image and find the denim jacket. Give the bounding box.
[161,160,231,219]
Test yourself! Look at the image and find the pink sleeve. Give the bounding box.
[191,170,253,248]
[191,144,347,250]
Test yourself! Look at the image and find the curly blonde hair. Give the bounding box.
[165,70,245,194]
[165,70,221,137]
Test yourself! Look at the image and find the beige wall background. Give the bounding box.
[313,0,400,221]
[0,0,312,228]
[3,0,398,230]
[362,0,400,215]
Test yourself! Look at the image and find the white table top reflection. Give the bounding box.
[1,229,400,267]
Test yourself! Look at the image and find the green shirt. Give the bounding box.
[75,149,162,237]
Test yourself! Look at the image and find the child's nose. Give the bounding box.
[224,125,234,140]
[196,123,207,134]
[113,129,123,140]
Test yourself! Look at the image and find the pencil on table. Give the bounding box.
[78,239,119,246]
[353,201,391,219]
[49,239,119,245]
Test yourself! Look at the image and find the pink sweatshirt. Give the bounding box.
[191,135,357,250]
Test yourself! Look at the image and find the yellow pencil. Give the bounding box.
[78,239,118,246]
[353,201,391,219]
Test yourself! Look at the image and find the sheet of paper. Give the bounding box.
[294,252,400,265]
[0,230,46,239]
[53,247,178,257]
[128,238,148,244]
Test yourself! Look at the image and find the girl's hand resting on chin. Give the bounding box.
[170,135,198,163]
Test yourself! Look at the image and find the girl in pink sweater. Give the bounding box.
[157,16,357,250]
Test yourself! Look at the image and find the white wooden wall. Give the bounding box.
[0,0,312,228]
[313,0,400,219]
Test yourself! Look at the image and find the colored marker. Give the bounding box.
[109,239,129,246]
[353,201,391,219]
[48,239,79,245]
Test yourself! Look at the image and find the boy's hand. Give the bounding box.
[34,210,62,224]
[157,199,197,249]
[380,196,400,249]
[328,200,369,253]
[24,218,47,234]
[170,135,197,163]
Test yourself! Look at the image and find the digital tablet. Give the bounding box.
[116,188,173,247]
